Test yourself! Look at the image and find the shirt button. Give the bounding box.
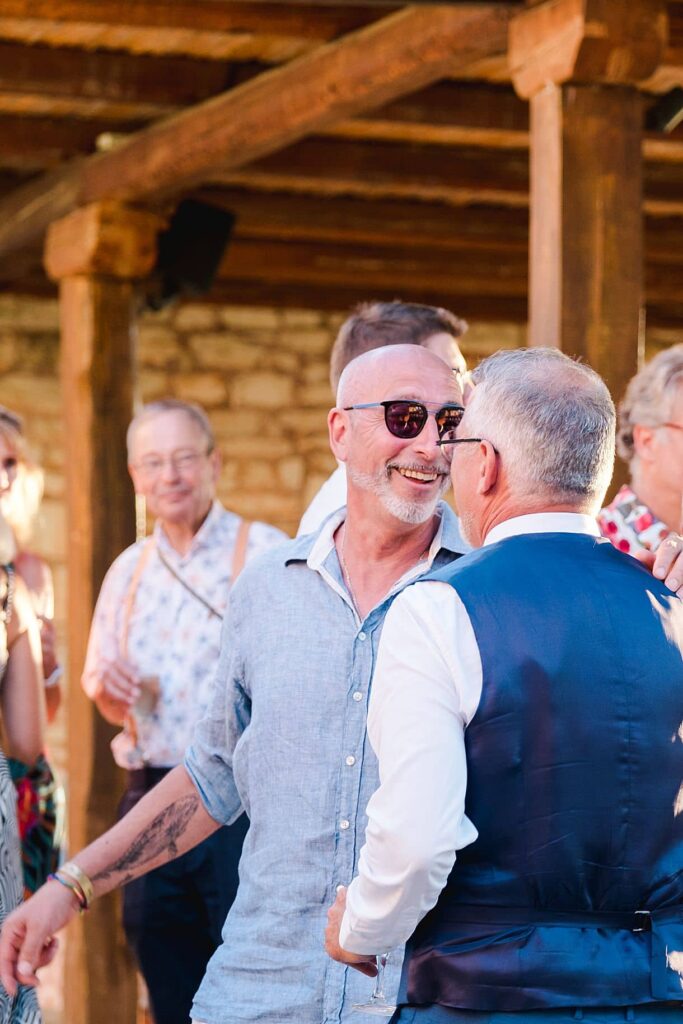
[352,691,363,702]
[340,819,350,831]
[345,755,356,767]
[358,631,367,641]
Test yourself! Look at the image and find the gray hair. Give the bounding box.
[127,399,215,458]
[616,344,683,464]
[465,348,615,504]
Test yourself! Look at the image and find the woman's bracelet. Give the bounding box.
[48,872,88,914]
[58,861,94,908]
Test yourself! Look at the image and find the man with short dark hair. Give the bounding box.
[326,348,683,1024]
[329,301,468,392]
[298,300,469,536]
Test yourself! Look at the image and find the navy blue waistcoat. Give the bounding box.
[400,532,683,1012]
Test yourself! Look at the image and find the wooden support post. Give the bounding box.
[44,202,163,1024]
[526,81,644,393]
[510,0,667,422]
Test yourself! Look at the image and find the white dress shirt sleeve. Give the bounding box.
[340,579,482,955]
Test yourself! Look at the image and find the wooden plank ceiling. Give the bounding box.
[0,0,681,326]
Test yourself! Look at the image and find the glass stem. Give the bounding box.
[372,952,388,1001]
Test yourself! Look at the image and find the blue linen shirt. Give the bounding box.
[185,504,467,1024]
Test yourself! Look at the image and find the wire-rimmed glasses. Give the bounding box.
[436,437,500,453]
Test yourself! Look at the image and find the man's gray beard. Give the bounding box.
[347,465,448,525]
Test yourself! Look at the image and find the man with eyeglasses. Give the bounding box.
[599,345,683,574]
[297,300,470,537]
[2,350,682,1024]
[80,398,286,1024]
[325,347,683,1024]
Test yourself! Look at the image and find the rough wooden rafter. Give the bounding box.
[0,41,238,120]
[0,3,512,259]
[0,1,392,60]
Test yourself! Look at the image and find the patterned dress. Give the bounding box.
[0,567,41,1024]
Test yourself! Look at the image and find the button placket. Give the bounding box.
[329,618,379,1020]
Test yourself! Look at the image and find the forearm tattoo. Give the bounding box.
[93,794,200,882]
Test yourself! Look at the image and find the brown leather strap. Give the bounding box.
[123,522,251,651]
[120,539,155,661]
[155,545,222,619]
[231,519,252,583]
[120,538,156,751]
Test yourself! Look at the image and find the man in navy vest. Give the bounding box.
[326,347,683,1024]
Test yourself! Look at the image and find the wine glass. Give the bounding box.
[353,950,396,1016]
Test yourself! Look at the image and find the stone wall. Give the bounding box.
[137,302,344,536]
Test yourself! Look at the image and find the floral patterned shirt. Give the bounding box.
[82,501,287,769]
[597,484,671,557]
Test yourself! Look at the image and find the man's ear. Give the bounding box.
[477,440,499,495]
[209,447,222,482]
[328,408,349,463]
[632,424,656,464]
[128,462,141,494]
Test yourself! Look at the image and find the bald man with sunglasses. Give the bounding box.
[297,298,470,537]
[2,346,683,1024]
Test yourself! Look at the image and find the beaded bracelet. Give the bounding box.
[48,872,89,913]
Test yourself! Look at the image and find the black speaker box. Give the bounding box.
[145,199,235,310]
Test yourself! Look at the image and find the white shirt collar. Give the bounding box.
[484,511,601,547]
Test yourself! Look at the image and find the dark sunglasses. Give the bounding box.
[343,400,465,441]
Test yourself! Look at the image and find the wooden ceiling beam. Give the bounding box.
[0,4,512,259]
[213,136,683,213]
[207,279,530,322]
[0,115,119,170]
[1,78,679,164]
[3,186,681,271]
[0,42,237,120]
[326,81,530,148]
[0,2,392,61]
[214,137,529,207]
[207,188,531,250]
[214,235,682,301]
[218,237,529,296]
[354,83,529,132]
[203,188,683,263]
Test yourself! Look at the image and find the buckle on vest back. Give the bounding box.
[633,910,652,932]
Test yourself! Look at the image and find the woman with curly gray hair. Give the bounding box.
[598,345,683,556]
